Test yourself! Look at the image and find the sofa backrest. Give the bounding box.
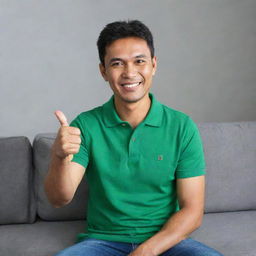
[198,121,256,213]
[1,121,255,224]
[33,121,256,219]
[0,136,36,224]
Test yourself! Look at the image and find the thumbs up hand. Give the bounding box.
[52,110,81,160]
[55,110,69,127]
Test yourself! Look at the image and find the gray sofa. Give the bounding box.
[0,121,256,256]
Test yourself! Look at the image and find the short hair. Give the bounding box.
[97,20,155,66]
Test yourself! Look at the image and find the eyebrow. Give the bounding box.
[109,54,148,64]
[135,54,148,59]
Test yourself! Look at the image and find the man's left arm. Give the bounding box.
[128,175,205,256]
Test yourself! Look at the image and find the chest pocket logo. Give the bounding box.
[157,155,163,161]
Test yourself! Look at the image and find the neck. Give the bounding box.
[114,94,151,129]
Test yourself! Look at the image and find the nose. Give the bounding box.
[122,63,137,78]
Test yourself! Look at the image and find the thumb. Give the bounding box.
[54,110,69,127]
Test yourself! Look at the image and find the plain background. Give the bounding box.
[1,0,255,142]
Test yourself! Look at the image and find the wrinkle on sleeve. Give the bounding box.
[175,117,206,179]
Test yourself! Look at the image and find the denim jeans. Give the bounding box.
[55,237,224,256]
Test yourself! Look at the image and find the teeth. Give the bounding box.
[122,82,140,88]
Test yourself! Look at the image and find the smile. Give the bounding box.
[121,82,142,88]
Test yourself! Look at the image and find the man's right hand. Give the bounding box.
[52,110,81,160]
[45,111,85,208]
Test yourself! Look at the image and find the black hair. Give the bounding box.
[97,20,155,66]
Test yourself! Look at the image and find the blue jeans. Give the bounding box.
[55,237,224,256]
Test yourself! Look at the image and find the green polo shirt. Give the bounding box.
[69,92,206,243]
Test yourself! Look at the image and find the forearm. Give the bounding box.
[138,207,203,256]
[44,149,74,207]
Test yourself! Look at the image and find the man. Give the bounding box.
[45,20,223,256]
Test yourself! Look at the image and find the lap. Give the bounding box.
[54,238,132,256]
[55,237,224,256]
[161,238,224,256]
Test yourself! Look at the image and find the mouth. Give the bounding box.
[120,81,142,88]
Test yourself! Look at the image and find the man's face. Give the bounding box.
[99,37,157,104]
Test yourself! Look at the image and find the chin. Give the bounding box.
[123,95,148,103]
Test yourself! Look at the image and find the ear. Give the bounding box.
[152,56,157,76]
[99,63,108,81]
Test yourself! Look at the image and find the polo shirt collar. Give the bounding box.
[102,92,163,128]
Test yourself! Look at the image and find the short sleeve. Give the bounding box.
[69,115,89,169]
[175,117,206,178]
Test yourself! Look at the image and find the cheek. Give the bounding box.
[105,70,114,80]
[141,66,154,79]
[107,70,120,84]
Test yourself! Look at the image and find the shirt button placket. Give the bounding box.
[129,129,140,159]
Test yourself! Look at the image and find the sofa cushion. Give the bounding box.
[198,121,256,213]
[0,136,36,224]
[190,210,256,256]
[33,133,88,221]
[0,211,255,256]
[0,218,85,256]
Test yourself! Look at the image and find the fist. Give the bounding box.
[52,110,81,159]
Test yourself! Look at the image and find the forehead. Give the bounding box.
[105,37,151,60]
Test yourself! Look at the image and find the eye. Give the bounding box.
[111,61,122,67]
[136,59,146,64]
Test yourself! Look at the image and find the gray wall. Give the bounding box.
[1,0,256,143]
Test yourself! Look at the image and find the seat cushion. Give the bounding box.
[0,136,36,224]
[191,210,256,255]
[0,211,255,256]
[0,218,85,256]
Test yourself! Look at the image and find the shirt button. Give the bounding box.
[122,123,126,127]
[132,137,136,141]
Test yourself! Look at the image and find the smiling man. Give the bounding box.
[45,20,223,256]
[99,36,156,129]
